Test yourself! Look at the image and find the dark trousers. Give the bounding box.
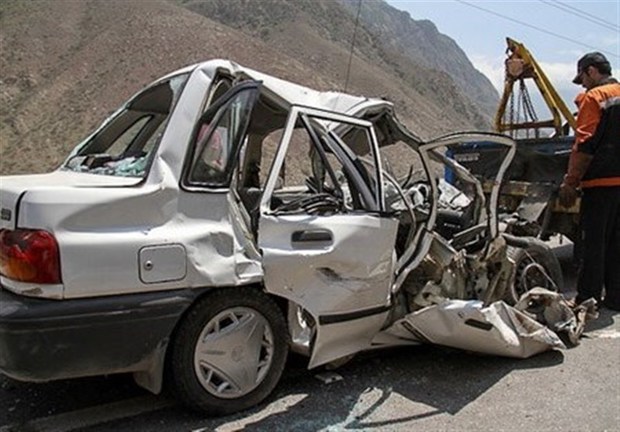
[575,186,620,309]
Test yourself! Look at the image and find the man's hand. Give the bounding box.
[559,182,579,208]
[560,151,592,208]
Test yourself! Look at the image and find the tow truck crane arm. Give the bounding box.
[451,38,581,242]
[494,37,577,137]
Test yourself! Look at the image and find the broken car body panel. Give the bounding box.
[384,299,565,359]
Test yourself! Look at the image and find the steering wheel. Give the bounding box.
[275,193,343,215]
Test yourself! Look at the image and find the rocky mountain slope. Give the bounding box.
[180,0,497,125]
[0,0,498,176]
[337,0,499,118]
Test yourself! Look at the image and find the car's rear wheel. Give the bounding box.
[505,238,563,304]
[168,288,288,415]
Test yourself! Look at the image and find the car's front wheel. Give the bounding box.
[168,287,288,415]
[504,238,564,304]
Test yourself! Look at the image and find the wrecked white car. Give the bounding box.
[0,60,577,415]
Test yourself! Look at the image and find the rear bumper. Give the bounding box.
[0,286,201,382]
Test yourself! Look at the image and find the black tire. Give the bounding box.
[504,238,564,304]
[167,287,289,415]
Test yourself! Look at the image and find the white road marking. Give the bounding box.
[0,395,173,432]
[587,329,620,339]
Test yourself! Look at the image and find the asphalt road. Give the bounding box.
[1,241,619,432]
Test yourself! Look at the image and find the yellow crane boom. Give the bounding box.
[495,37,577,137]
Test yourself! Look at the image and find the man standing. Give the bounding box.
[559,52,620,311]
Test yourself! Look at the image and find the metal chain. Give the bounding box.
[520,80,539,138]
[508,80,516,138]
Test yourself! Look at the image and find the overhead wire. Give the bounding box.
[541,0,619,32]
[454,0,619,59]
[343,0,362,93]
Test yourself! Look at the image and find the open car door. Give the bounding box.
[258,107,399,368]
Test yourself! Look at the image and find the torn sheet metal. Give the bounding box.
[514,287,598,346]
[384,298,566,358]
[515,183,556,222]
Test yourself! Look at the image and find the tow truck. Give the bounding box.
[452,38,579,242]
[445,37,584,300]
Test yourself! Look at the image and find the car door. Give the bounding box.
[183,81,262,188]
[257,107,400,368]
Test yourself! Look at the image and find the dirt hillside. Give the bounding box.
[0,0,497,175]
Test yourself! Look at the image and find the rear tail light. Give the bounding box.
[0,229,61,284]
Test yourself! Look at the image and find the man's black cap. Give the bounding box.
[573,52,610,84]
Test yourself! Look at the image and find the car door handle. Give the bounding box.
[291,229,333,244]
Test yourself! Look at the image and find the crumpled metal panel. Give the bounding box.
[309,312,389,369]
[384,299,565,358]
[514,287,598,346]
[260,213,399,368]
[260,214,398,316]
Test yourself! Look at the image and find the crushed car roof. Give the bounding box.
[163,59,394,116]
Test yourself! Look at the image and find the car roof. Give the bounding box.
[163,59,395,116]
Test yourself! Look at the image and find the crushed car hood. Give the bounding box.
[381,289,596,359]
[386,299,565,358]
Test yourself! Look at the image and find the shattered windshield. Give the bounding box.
[62,73,188,177]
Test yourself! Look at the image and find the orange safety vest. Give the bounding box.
[574,78,620,188]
